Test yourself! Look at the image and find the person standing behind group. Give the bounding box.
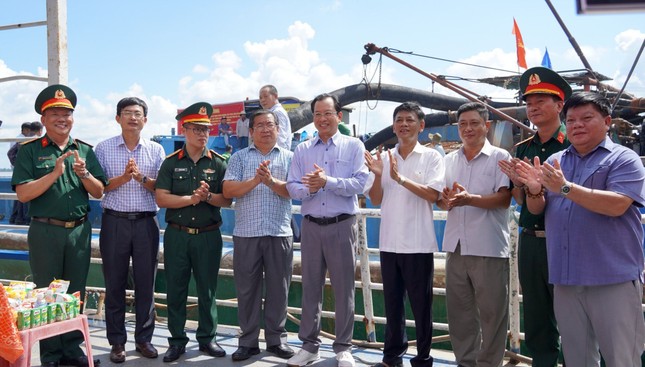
[516,92,645,366]
[286,93,368,367]
[223,110,295,362]
[8,122,43,225]
[498,66,571,367]
[438,102,512,367]
[12,84,106,367]
[236,111,250,149]
[364,102,444,367]
[259,84,292,150]
[219,117,232,146]
[94,97,165,364]
[155,102,232,363]
[427,133,445,157]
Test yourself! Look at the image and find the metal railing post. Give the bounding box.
[357,212,377,342]
[508,211,522,354]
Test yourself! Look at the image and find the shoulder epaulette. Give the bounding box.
[209,149,225,160]
[514,135,534,148]
[166,149,182,159]
[20,137,40,146]
[74,138,94,148]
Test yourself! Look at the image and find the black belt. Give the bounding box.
[168,222,222,235]
[522,228,546,238]
[32,215,88,229]
[305,214,354,226]
[104,208,156,220]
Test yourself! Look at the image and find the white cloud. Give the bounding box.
[615,29,645,52]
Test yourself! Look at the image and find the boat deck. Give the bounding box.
[22,313,530,367]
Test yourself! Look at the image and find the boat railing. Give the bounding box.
[3,192,645,357]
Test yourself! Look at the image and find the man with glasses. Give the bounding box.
[155,102,232,363]
[95,97,165,363]
[223,110,294,362]
[286,93,368,367]
[12,84,106,367]
[259,85,292,150]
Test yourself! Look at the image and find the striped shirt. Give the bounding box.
[223,144,293,237]
[95,135,165,212]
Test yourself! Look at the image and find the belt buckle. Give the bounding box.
[127,213,138,220]
[64,221,75,228]
[536,230,546,237]
[187,227,198,235]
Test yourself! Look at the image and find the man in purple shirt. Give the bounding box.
[286,93,368,367]
[517,92,645,366]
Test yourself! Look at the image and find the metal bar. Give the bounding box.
[544,0,595,73]
[357,213,377,341]
[46,0,68,85]
[0,21,47,31]
[0,76,48,83]
[364,43,533,134]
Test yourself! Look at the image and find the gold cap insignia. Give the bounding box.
[55,89,66,99]
[199,106,207,115]
[528,74,541,86]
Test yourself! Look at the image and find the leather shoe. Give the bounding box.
[231,346,260,361]
[199,342,226,357]
[110,344,126,363]
[135,342,158,358]
[266,343,295,359]
[162,345,185,363]
[59,355,100,366]
[41,362,59,367]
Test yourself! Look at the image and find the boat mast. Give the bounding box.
[47,0,68,85]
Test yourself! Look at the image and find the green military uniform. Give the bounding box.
[11,85,107,364]
[516,66,571,367]
[156,145,227,347]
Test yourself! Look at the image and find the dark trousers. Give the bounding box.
[518,232,561,367]
[10,200,29,224]
[99,212,159,345]
[28,220,92,363]
[163,226,222,346]
[380,251,434,367]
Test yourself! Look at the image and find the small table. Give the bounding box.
[0,314,94,367]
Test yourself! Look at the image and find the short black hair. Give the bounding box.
[563,91,611,117]
[117,97,148,116]
[393,102,424,121]
[311,93,341,113]
[249,109,277,129]
[456,102,489,121]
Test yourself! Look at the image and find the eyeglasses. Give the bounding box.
[121,111,144,119]
[252,122,277,131]
[314,111,337,119]
[185,127,210,135]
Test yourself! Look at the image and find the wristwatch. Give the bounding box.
[560,182,572,196]
[397,176,406,185]
[80,170,91,180]
[141,176,148,184]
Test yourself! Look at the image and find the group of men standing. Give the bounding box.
[11,67,645,367]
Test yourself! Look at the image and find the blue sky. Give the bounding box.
[0,0,643,167]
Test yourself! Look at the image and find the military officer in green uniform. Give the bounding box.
[12,84,107,367]
[498,67,571,367]
[155,102,232,363]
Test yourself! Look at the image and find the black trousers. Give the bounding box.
[380,251,434,367]
[100,212,160,345]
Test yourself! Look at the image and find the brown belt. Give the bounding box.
[522,228,546,238]
[168,222,222,235]
[32,215,88,229]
